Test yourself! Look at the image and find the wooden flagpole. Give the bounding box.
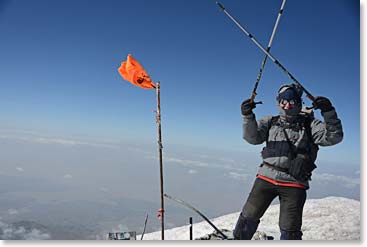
[156,81,165,240]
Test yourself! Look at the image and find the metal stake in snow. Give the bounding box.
[189,217,193,240]
[216,1,315,102]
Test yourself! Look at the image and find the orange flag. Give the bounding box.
[118,54,156,89]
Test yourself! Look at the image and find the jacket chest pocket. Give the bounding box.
[268,126,300,142]
[286,129,300,143]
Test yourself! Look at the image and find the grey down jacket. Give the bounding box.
[243,108,343,188]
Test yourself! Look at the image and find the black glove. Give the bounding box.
[313,96,334,112]
[241,99,256,116]
[288,154,317,181]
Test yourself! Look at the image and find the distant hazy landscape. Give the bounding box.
[0,132,359,239]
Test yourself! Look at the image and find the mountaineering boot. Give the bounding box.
[280,230,302,240]
[233,213,259,240]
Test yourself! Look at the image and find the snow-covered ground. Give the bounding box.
[139,197,360,240]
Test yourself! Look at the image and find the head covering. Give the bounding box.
[276,83,303,118]
[276,83,303,102]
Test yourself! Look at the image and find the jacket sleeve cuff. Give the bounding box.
[243,112,256,119]
[321,107,337,119]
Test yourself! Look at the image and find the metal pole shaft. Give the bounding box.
[156,82,165,240]
[216,2,315,102]
[268,0,286,48]
[251,0,287,102]
[189,217,193,240]
[164,193,228,239]
[140,214,149,240]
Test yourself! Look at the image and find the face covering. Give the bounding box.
[278,103,302,119]
[277,87,302,119]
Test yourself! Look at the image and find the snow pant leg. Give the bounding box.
[280,230,303,240]
[278,186,306,238]
[242,178,278,220]
[233,213,259,240]
[233,178,277,240]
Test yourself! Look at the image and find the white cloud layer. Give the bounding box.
[227,172,250,181]
[0,221,51,240]
[165,157,209,167]
[7,209,18,215]
[15,167,24,172]
[63,174,73,179]
[313,173,360,189]
[0,134,120,149]
[188,169,198,174]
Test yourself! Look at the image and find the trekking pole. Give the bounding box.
[216,2,315,102]
[249,0,287,104]
[164,193,228,239]
[140,214,149,240]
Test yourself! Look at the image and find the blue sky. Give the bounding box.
[0,0,360,164]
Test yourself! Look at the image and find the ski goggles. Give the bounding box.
[279,99,298,105]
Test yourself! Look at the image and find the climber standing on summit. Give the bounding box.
[233,83,343,240]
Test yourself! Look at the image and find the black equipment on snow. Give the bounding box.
[164,193,228,239]
[107,232,137,240]
[216,1,316,103]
